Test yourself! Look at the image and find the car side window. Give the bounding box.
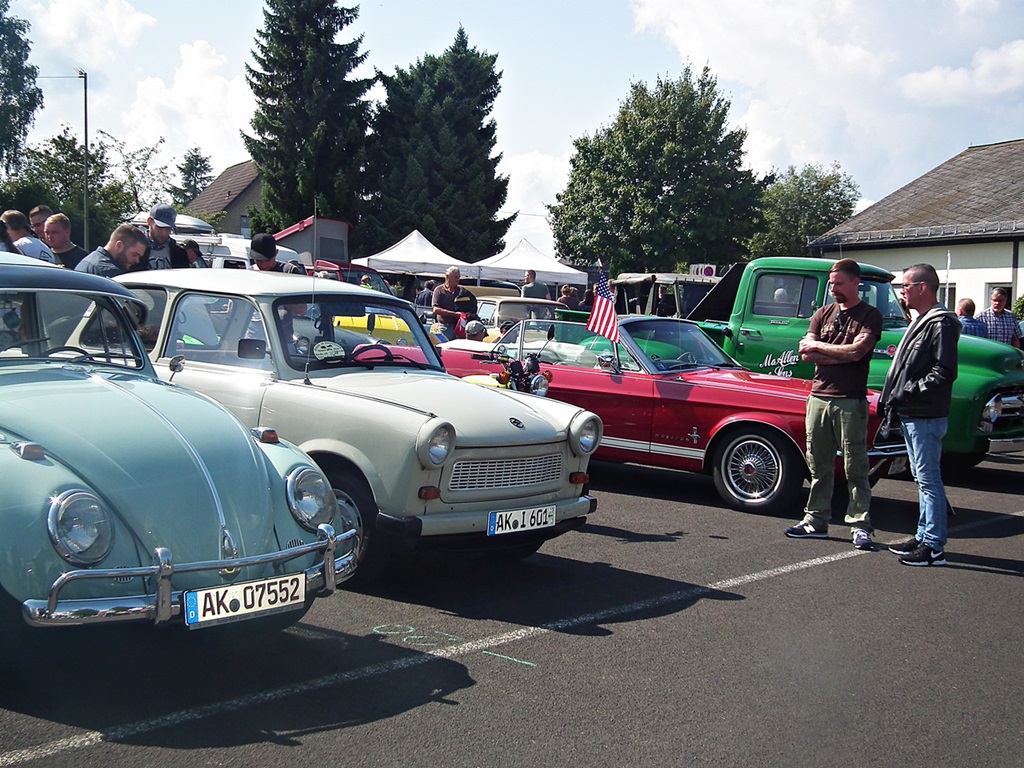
[166,293,272,370]
[753,275,818,319]
[127,288,168,353]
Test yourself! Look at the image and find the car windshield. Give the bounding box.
[823,279,909,330]
[497,318,738,373]
[0,289,147,369]
[277,296,443,371]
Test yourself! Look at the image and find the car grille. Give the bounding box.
[447,453,563,491]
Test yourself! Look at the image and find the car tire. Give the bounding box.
[323,464,390,582]
[712,426,803,514]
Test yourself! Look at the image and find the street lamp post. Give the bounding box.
[75,69,88,249]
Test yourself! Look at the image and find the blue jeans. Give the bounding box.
[901,417,949,549]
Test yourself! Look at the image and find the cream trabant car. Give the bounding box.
[117,270,601,577]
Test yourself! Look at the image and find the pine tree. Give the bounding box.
[167,147,214,208]
[358,27,514,260]
[243,0,371,231]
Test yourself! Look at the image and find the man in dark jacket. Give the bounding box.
[881,263,959,566]
[131,203,190,271]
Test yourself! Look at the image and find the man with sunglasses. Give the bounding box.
[785,258,882,549]
[882,264,959,566]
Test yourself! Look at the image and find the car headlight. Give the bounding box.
[417,420,456,468]
[982,396,1003,423]
[287,467,337,532]
[569,412,603,456]
[529,373,550,397]
[47,490,114,566]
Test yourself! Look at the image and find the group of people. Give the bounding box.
[955,290,1022,348]
[786,258,959,568]
[1,201,301,278]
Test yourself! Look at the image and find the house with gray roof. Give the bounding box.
[809,138,1024,309]
[188,160,262,237]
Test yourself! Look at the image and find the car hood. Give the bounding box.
[309,370,572,445]
[0,364,278,563]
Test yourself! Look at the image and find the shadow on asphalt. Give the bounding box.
[354,548,743,639]
[0,616,475,749]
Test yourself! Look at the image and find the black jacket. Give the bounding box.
[880,304,959,419]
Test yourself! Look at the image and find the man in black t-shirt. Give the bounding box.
[785,259,883,549]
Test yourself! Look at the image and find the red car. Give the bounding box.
[441,317,907,514]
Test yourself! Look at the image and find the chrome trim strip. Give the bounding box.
[22,524,358,628]
[600,435,705,461]
[986,437,1024,454]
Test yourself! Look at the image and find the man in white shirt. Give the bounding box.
[1,210,55,263]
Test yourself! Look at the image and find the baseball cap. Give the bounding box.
[250,232,278,261]
[465,320,486,337]
[149,203,177,230]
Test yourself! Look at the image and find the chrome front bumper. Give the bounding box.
[987,437,1024,454]
[22,524,358,628]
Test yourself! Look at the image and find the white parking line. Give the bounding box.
[2,511,1020,766]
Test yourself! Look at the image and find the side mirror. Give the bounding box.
[238,338,267,359]
[597,353,621,375]
[168,354,185,382]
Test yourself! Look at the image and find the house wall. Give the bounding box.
[220,181,263,236]
[840,239,1022,309]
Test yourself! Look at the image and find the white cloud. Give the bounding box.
[120,40,254,180]
[898,39,1024,105]
[28,0,155,69]
[498,150,571,256]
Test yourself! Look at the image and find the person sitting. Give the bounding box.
[464,319,487,341]
[557,284,580,310]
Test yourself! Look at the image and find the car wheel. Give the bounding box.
[324,465,389,582]
[712,426,803,514]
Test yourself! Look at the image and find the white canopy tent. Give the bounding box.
[352,230,468,275]
[469,239,588,286]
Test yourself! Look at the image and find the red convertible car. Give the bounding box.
[441,317,907,514]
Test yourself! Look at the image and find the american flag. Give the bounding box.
[586,269,619,343]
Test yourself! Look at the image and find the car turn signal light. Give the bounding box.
[418,486,441,500]
[569,472,588,485]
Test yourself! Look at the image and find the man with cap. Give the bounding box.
[249,232,304,273]
[464,319,487,341]
[132,203,190,271]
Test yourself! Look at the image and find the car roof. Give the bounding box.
[114,267,403,301]
[0,253,139,298]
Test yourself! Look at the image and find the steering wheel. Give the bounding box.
[676,351,697,365]
[44,345,91,358]
[350,343,394,362]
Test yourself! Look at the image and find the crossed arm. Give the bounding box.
[799,330,876,365]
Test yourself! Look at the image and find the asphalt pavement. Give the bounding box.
[2,454,1021,768]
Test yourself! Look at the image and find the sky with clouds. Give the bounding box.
[11,0,1024,257]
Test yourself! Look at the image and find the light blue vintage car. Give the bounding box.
[0,254,357,646]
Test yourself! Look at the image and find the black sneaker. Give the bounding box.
[887,536,920,556]
[899,543,946,567]
[785,522,828,539]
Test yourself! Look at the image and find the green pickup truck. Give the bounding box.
[688,256,1024,465]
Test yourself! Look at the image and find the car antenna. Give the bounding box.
[301,202,320,385]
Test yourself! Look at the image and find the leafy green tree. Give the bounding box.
[358,27,514,260]
[548,67,766,275]
[99,130,171,214]
[0,126,135,249]
[167,147,213,208]
[243,0,372,232]
[748,162,859,258]
[0,0,43,174]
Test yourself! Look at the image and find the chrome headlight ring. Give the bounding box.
[286,467,337,532]
[569,412,603,456]
[47,490,115,566]
[416,419,456,468]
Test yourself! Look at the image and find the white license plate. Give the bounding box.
[888,456,908,475]
[183,573,305,629]
[488,505,556,536]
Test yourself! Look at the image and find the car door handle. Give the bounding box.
[739,327,763,341]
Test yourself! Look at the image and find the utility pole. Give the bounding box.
[76,69,89,249]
